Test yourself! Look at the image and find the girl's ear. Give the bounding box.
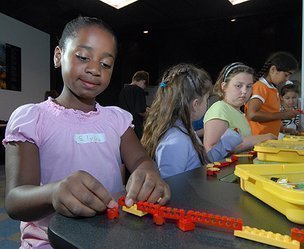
[192,98,199,111]
[221,81,227,91]
[269,65,277,74]
[53,46,62,68]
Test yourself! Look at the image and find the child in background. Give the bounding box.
[141,63,242,178]
[280,81,302,134]
[141,64,211,178]
[204,62,276,156]
[3,17,170,249]
[246,51,299,136]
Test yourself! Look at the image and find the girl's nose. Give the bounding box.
[85,61,101,76]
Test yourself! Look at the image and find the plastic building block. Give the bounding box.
[186,211,243,231]
[117,196,243,232]
[231,155,238,162]
[291,228,304,242]
[206,163,215,168]
[214,161,231,168]
[234,226,300,249]
[207,167,220,176]
[137,201,160,215]
[118,196,148,217]
[226,156,238,163]
[153,213,165,225]
[177,218,195,232]
[248,150,257,156]
[122,204,148,217]
[233,154,253,158]
[107,206,119,219]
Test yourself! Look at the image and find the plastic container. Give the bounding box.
[283,135,304,142]
[254,140,304,163]
[234,163,304,224]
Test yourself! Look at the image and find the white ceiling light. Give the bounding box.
[228,0,250,5]
[99,0,138,9]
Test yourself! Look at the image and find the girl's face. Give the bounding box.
[281,91,298,108]
[222,72,253,109]
[55,26,116,104]
[191,93,209,121]
[268,66,293,85]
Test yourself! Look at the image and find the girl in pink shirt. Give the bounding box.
[3,16,170,249]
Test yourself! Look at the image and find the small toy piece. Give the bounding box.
[234,226,300,249]
[107,206,119,219]
[214,161,230,168]
[118,196,148,217]
[122,204,148,217]
[207,167,220,176]
[291,228,304,242]
[177,218,195,232]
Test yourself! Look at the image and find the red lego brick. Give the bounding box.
[177,218,195,232]
[153,213,165,225]
[291,228,304,242]
[107,206,119,219]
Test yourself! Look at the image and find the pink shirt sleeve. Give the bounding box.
[3,104,42,146]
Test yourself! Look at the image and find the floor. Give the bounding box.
[0,165,21,248]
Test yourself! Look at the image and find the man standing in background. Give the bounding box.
[119,70,149,139]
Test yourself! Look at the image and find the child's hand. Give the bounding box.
[52,171,117,217]
[125,163,171,207]
[282,110,299,119]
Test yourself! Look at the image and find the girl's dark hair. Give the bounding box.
[58,16,118,54]
[213,62,255,99]
[280,81,300,97]
[257,51,298,79]
[141,63,212,165]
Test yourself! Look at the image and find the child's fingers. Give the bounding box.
[81,174,117,210]
[125,174,145,206]
[157,186,171,205]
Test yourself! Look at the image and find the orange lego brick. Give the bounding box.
[234,226,300,249]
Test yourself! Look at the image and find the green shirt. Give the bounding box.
[204,100,251,137]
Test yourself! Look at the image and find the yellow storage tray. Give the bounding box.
[254,140,304,163]
[283,135,304,141]
[234,163,304,224]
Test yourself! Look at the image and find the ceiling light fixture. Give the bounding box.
[99,0,138,9]
[228,0,250,5]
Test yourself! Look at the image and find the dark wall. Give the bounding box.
[51,10,301,106]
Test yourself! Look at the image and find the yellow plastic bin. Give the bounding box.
[234,163,304,224]
[283,135,304,142]
[254,140,304,163]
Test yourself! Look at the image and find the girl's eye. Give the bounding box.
[76,54,89,61]
[100,62,112,69]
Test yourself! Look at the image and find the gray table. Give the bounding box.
[48,160,304,248]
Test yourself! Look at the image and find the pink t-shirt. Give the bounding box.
[3,98,133,249]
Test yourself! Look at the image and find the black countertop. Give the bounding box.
[48,160,304,249]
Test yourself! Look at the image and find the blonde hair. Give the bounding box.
[141,63,212,165]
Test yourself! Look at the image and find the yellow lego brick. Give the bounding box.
[234,226,300,249]
[122,204,148,217]
[206,163,215,168]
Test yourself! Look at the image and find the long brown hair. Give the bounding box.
[141,63,212,165]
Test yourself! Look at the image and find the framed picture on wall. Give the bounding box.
[0,42,21,91]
